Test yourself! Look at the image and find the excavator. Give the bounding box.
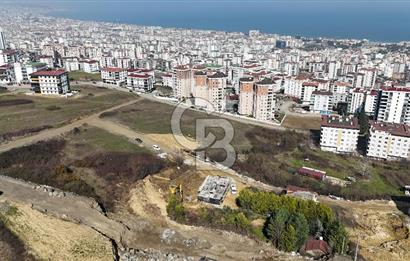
[169,183,183,201]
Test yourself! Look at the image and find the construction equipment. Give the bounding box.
[169,183,183,201]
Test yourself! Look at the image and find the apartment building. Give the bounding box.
[310,90,333,114]
[193,71,208,108]
[173,65,192,99]
[162,73,173,88]
[253,78,275,121]
[14,61,47,84]
[238,77,254,116]
[101,67,127,85]
[367,121,410,160]
[80,60,99,73]
[127,73,153,92]
[30,69,70,95]
[320,115,360,153]
[207,71,227,112]
[347,88,366,114]
[375,87,410,125]
[364,90,379,116]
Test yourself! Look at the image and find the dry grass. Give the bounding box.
[282,115,322,130]
[0,200,113,261]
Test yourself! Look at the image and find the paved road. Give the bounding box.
[0,98,140,154]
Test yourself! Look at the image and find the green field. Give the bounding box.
[69,71,101,82]
[0,85,135,138]
[101,98,256,152]
[64,125,149,159]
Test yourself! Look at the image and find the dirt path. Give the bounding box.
[0,99,140,154]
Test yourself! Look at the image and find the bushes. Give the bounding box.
[238,188,347,254]
[166,194,186,222]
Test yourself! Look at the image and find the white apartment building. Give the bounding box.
[359,68,377,89]
[101,67,127,85]
[376,87,410,125]
[310,90,333,114]
[320,115,360,153]
[80,60,100,73]
[283,75,309,99]
[332,81,351,104]
[162,73,174,88]
[367,121,410,160]
[238,77,254,116]
[301,82,319,105]
[30,69,70,95]
[173,65,192,99]
[127,73,153,92]
[348,88,366,114]
[14,62,47,84]
[253,78,275,121]
[39,55,54,68]
[364,90,378,116]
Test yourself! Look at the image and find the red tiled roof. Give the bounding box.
[31,69,67,76]
[102,67,126,73]
[303,82,319,87]
[381,86,410,93]
[369,121,410,138]
[321,115,359,130]
[128,73,150,79]
[303,238,330,254]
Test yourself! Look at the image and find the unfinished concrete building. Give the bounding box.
[197,176,231,205]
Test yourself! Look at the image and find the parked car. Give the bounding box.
[231,184,237,194]
[135,137,143,144]
[152,144,161,151]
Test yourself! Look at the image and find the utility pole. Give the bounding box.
[353,236,359,261]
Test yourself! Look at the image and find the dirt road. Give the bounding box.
[0,98,140,154]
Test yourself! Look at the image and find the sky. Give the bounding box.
[2,0,410,42]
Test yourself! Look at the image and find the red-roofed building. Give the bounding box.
[30,69,70,95]
[101,67,127,86]
[127,73,153,92]
[320,115,360,153]
[300,238,331,258]
[367,121,410,160]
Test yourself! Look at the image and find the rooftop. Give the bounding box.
[369,121,410,138]
[321,115,359,129]
[102,67,126,73]
[31,69,67,76]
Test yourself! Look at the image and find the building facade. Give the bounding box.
[320,115,360,153]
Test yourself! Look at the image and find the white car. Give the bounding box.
[231,184,237,194]
[152,144,161,151]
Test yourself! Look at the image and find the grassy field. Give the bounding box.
[101,98,256,152]
[0,85,135,138]
[69,71,101,82]
[282,114,322,130]
[63,125,149,160]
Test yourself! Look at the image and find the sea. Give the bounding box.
[15,0,410,42]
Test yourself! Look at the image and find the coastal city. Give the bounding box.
[0,5,410,261]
